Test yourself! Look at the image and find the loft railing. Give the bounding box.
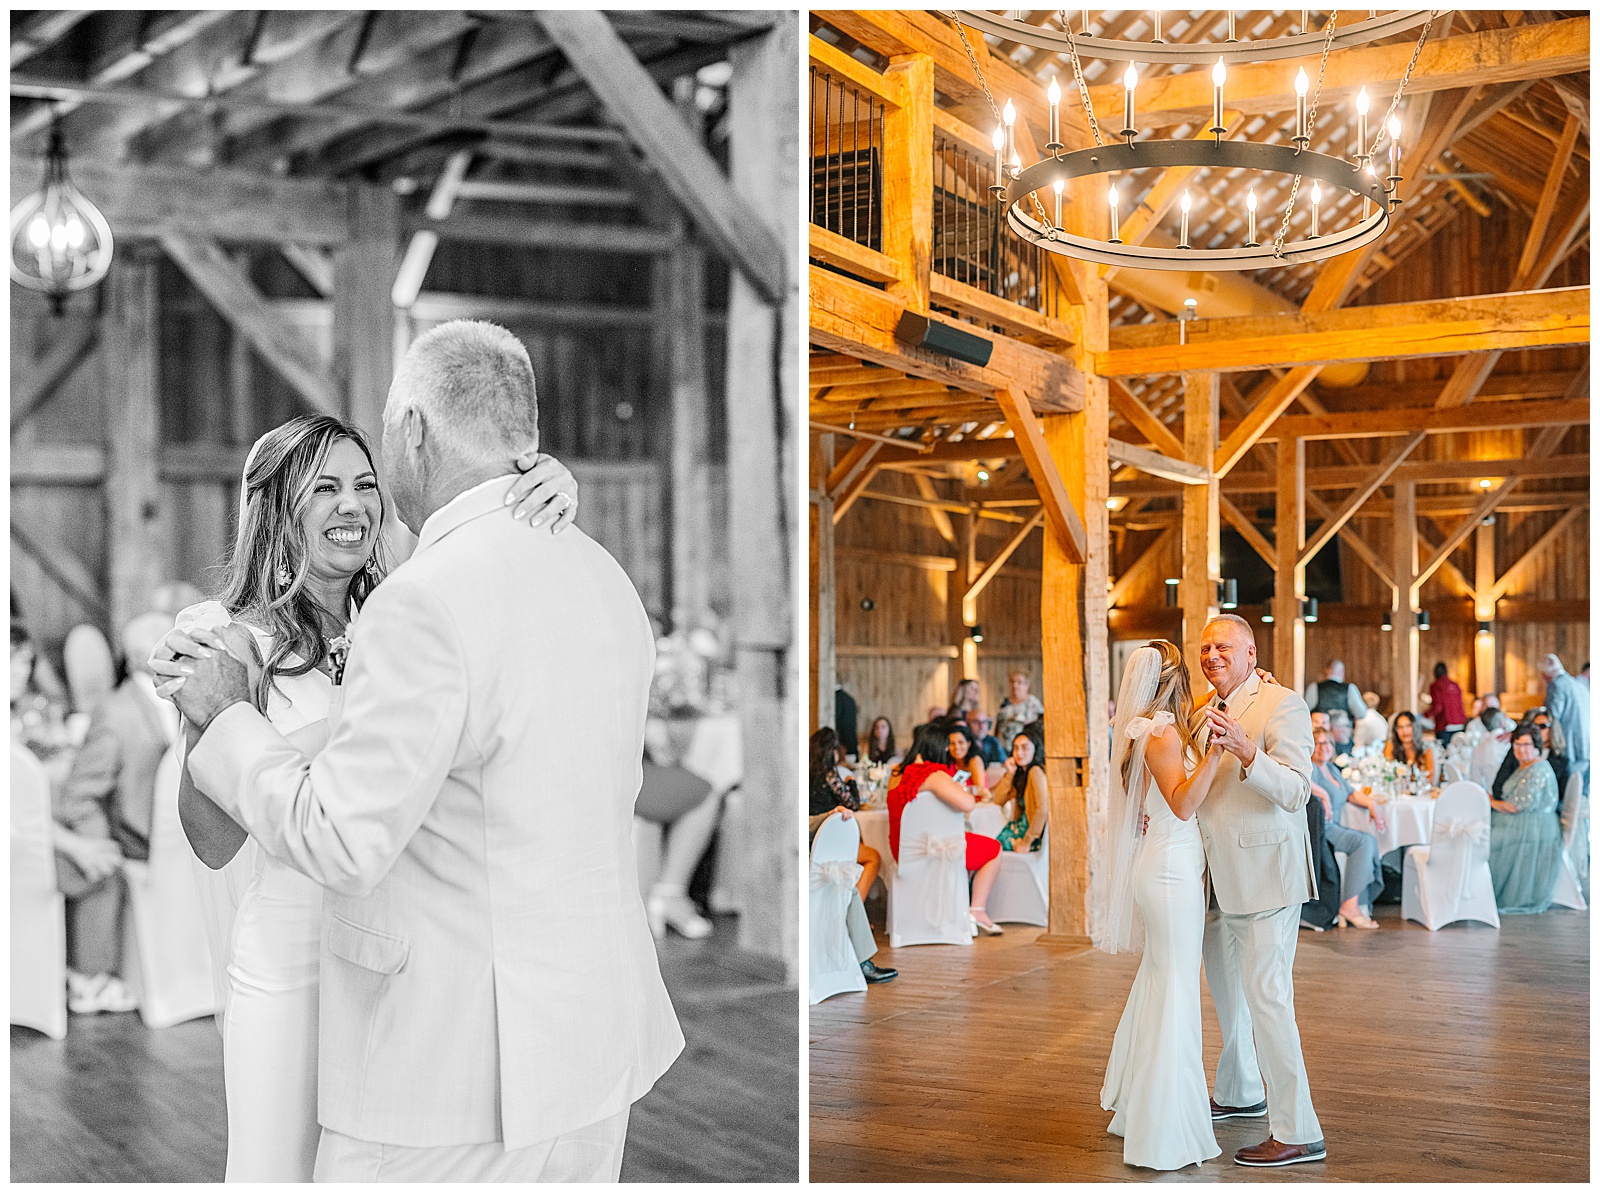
[809,62,883,253]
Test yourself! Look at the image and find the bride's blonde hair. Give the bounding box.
[1118,640,1201,792]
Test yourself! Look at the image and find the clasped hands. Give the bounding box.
[1203,706,1257,769]
[149,623,260,733]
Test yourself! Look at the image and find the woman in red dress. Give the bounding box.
[889,721,1005,934]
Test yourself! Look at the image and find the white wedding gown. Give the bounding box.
[181,605,331,1182]
[1099,764,1220,1170]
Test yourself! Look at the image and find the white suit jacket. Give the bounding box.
[189,476,684,1149]
[1194,672,1316,916]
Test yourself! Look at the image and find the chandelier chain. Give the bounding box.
[1271,11,1340,257]
[1058,10,1105,147]
[951,18,1004,129]
[1377,10,1439,147]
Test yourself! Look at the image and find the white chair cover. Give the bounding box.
[120,747,219,1028]
[11,744,68,1039]
[62,623,116,715]
[1401,781,1498,931]
[809,812,867,1005]
[888,793,971,948]
[1439,759,1465,785]
[1552,770,1588,910]
[985,831,1049,926]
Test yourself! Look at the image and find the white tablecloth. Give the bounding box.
[1342,797,1434,856]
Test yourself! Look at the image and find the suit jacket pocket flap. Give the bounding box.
[1238,829,1290,848]
[327,915,409,975]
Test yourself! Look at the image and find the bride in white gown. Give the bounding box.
[1099,640,1227,1171]
[165,414,576,1181]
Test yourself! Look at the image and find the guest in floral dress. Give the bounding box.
[994,730,1048,853]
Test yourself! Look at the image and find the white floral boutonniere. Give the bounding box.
[328,635,352,686]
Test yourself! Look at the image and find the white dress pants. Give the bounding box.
[313,1108,631,1182]
[1202,903,1322,1146]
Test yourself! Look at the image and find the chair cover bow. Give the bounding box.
[809,859,864,973]
[901,832,965,925]
[1432,815,1490,900]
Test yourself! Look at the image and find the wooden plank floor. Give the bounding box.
[12,915,797,1183]
[811,904,1589,1182]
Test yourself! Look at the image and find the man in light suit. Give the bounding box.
[1193,615,1324,1167]
[161,320,684,1181]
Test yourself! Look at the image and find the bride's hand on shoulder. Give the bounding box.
[1255,666,1279,686]
[506,449,578,533]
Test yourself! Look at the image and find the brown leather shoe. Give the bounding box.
[1234,1137,1327,1167]
[1209,1097,1267,1121]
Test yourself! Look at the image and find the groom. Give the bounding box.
[1194,615,1324,1167]
[161,320,683,1180]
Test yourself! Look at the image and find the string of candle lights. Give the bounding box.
[948,10,1444,272]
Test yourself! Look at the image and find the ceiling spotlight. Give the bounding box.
[1382,610,1392,632]
[1164,578,1179,607]
[1477,478,1493,491]
[1417,609,1431,631]
[1219,578,1238,610]
[1301,597,1319,623]
[1261,610,1275,624]
[970,623,985,643]
[977,469,990,483]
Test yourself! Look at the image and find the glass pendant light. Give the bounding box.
[10,122,114,314]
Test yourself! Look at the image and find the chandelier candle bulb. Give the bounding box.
[1179,188,1192,248]
[1054,178,1064,229]
[991,125,1005,196]
[1245,187,1258,247]
[1355,87,1370,162]
[1122,63,1139,140]
[1227,10,1236,41]
[1210,59,1227,140]
[1152,10,1162,42]
[1294,68,1310,146]
[1310,182,1321,237]
[1002,99,1017,172]
[1108,182,1121,243]
[1387,114,1403,192]
[1301,8,1309,34]
[1046,76,1062,151]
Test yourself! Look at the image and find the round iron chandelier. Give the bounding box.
[948,10,1446,272]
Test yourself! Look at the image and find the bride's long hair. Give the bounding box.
[220,415,390,708]
[1101,640,1201,955]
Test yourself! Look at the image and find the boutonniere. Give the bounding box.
[327,635,352,686]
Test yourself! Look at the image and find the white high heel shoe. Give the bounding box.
[647,891,713,940]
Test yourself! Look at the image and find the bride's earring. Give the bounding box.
[276,565,292,590]
[364,556,379,577]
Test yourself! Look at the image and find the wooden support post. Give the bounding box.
[1273,436,1305,690]
[1040,411,1090,946]
[661,208,710,633]
[1392,480,1419,712]
[952,506,977,679]
[881,52,933,315]
[334,183,400,448]
[102,249,164,635]
[725,17,797,977]
[1474,517,1496,697]
[1180,372,1219,684]
[813,490,836,732]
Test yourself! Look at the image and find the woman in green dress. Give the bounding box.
[1489,724,1563,914]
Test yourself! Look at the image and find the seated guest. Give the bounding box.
[1429,662,1468,747]
[946,678,981,720]
[964,708,1005,767]
[994,669,1043,751]
[992,730,1048,854]
[1310,710,1331,739]
[865,716,898,765]
[1491,709,1570,808]
[1384,710,1435,780]
[808,727,882,907]
[1309,728,1383,929]
[804,797,897,987]
[946,721,988,795]
[1328,708,1353,751]
[52,611,175,1014]
[889,722,1005,935]
[1353,691,1388,754]
[10,621,69,755]
[1489,725,1563,914]
[1470,709,1514,792]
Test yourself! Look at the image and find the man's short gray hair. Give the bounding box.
[1205,613,1256,646]
[392,320,539,462]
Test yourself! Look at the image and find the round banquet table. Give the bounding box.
[1342,796,1434,856]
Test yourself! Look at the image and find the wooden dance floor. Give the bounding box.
[11,915,797,1183]
[811,904,1589,1182]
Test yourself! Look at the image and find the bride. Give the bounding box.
[162,413,577,1181]
[1099,640,1227,1171]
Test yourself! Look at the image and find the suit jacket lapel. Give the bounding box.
[1221,671,1263,723]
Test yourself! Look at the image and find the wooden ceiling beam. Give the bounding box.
[1485,504,1589,604]
[1109,526,1175,607]
[811,265,1083,410]
[538,11,785,305]
[11,322,98,432]
[1101,286,1590,375]
[10,11,94,69]
[1087,19,1590,127]
[994,388,1086,564]
[1107,378,1186,460]
[1222,396,1588,443]
[1219,496,1276,569]
[1297,432,1425,569]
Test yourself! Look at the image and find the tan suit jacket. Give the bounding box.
[189,476,684,1149]
[1194,672,1317,915]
